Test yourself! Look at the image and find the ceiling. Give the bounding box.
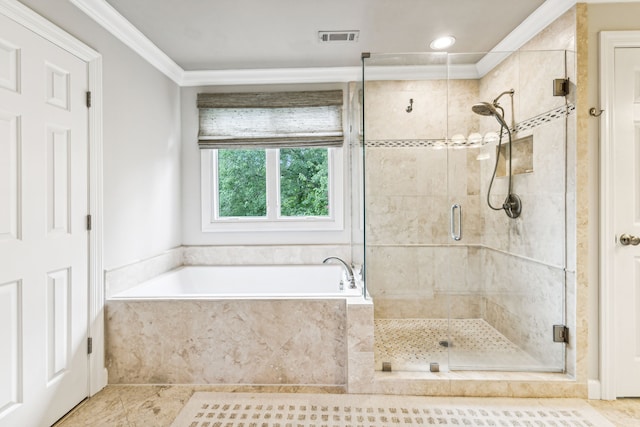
[70,0,577,84]
[104,0,546,71]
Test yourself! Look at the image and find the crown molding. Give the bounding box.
[70,0,183,84]
[182,63,481,86]
[71,0,575,86]
[1,0,99,60]
[182,66,360,87]
[475,0,576,77]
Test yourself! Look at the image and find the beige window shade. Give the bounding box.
[197,90,344,149]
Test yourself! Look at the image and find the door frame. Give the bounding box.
[599,30,640,400]
[0,0,106,395]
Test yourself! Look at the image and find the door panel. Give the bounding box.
[613,47,640,397]
[0,11,89,426]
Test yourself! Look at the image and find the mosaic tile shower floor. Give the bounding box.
[171,392,613,427]
[374,319,544,371]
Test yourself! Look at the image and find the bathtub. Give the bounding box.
[110,264,362,299]
[105,264,372,388]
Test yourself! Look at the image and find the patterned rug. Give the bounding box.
[171,392,614,427]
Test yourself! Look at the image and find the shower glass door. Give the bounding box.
[362,52,453,372]
[363,49,572,374]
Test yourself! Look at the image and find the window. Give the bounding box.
[198,90,344,232]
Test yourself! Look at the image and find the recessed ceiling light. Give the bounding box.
[430,36,456,50]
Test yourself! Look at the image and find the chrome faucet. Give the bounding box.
[323,256,356,289]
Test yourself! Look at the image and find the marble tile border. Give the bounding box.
[104,246,183,298]
[369,371,587,398]
[104,244,353,297]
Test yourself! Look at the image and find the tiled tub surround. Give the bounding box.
[105,264,373,389]
[107,299,347,385]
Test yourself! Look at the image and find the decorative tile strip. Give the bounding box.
[363,103,575,148]
[512,103,575,134]
[365,139,448,148]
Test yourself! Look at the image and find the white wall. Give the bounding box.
[20,0,183,270]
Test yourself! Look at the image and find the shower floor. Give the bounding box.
[374,318,543,372]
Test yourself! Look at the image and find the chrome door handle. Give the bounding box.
[450,204,462,241]
[619,234,640,246]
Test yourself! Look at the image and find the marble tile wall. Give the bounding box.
[104,244,353,296]
[363,79,485,319]
[106,299,347,385]
[481,248,565,370]
[105,247,184,298]
[346,299,375,393]
[476,8,576,369]
[182,244,352,266]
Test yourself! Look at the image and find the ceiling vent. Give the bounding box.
[318,31,359,43]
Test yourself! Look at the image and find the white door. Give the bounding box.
[612,46,640,397]
[0,11,89,427]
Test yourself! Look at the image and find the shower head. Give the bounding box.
[471,102,498,117]
[471,102,508,128]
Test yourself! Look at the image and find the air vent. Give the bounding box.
[318,31,359,43]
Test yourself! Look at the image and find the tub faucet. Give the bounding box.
[323,257,356,289]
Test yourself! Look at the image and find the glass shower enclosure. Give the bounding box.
[360,50,574,373]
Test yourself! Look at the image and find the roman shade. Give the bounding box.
[197,90,344,149]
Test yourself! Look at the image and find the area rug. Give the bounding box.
[171,392,614,426]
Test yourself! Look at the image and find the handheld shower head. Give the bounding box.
[471,102,498,117]
[471,89,522,219]
[471,102,508,129]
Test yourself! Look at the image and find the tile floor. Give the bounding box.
[374,318,545,372]
[53,385,640,427]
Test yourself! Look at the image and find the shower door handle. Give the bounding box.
[450,204,462,241]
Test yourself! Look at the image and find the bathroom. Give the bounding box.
[103,5,579,396]
[5,0,640,425]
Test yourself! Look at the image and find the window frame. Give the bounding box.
[201,147,344,232]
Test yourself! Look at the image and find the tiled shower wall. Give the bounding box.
[363,79,485,320]
[363,9,576,372]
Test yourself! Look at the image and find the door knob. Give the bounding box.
[619,234,640,246]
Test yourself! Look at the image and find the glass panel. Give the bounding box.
[279,148,329,217]
[446,51,568,372]
[362,49,569,374]
[217,149,266,217]
[362,53,451,373]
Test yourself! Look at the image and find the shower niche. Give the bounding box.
[360,50,574,374]
[496,135,534,177]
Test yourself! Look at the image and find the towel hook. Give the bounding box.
[405,98,413,113]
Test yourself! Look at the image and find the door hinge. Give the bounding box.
[87,337,93,354]
[86,214,92,231]
[553,78,569,97]
[553,325,569,343]
[86,91,92,108]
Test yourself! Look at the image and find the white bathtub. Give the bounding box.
[110,264,363,299]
